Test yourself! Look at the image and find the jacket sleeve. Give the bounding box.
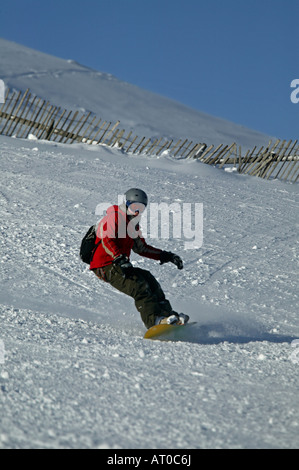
[132,232,162,261]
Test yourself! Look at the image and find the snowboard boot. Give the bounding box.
[155,313,190,325]
[178,313,190,324]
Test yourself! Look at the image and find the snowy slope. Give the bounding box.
[0,135,298,449]
[0,40,299,449]
[0,38,275,149]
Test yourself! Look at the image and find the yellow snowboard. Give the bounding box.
[144,322,196,340]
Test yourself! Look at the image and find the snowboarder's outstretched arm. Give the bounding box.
[133,235,183,269]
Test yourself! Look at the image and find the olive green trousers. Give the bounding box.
[93,265,173,328]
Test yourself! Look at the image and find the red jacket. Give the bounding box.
[90,205,162,269]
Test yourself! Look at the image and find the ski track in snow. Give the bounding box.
[0,135,298,449]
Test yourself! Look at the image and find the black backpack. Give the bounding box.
[80,225,102,264]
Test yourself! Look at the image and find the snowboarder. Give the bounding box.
[90,188,189,329]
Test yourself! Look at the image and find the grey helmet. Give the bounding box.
[125,188,148,207]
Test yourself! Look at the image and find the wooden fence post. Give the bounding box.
[210,144,230,166]
[70,112,92,143]
[249,141,283,178]
[65,112,86,143]
[265,140,297,180]
[38,105,56,138]
[145,139,158,155]
[148,137,163,155]
[284,157,298,182]
[180,140,193,158]
[25,99,47,138]
[38,105,59,139]
[202,144,223,164]
[84,117,102,143]
[107,127,122,147]
[44,106,61,140]
[80,115,97,143]
[119,130,132,150]
[250,140,282,178]
[1,89,15,115]
[0,87,10,117]
[0,90,22,135]
[50,109,67,140]
[218,143,237,168]
[101,121,120,145]
[7,89,30,136]
[111,129,125,147]
[272,140,294,180]
[88,120,106,145]
[156,139,171,156]
[242,146,265,175]
[97,122,112,144]
[133,136,146,154]
[138,137,151,154]
[15,93,36,137]
[171,139,182,155]
[8,90,30,136]
[59,111,79,142]
[238,145,256,173]
[174,139,188,157]
[194,144,213,160]
[18,96,40,138]
[126,135,138,152]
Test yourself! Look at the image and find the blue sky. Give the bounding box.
[0,0,298,140]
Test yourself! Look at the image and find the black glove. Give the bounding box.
[113,254,134,278]
[160,251,183,270]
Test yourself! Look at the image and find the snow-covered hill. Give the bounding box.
[0,38,275,149]
[0,39,298,449]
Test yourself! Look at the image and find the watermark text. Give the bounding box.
[95,196,203,250]
[290,79,299,104]
[290,339,299,364]
[0,340,5,365]
[0,79,5,104]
